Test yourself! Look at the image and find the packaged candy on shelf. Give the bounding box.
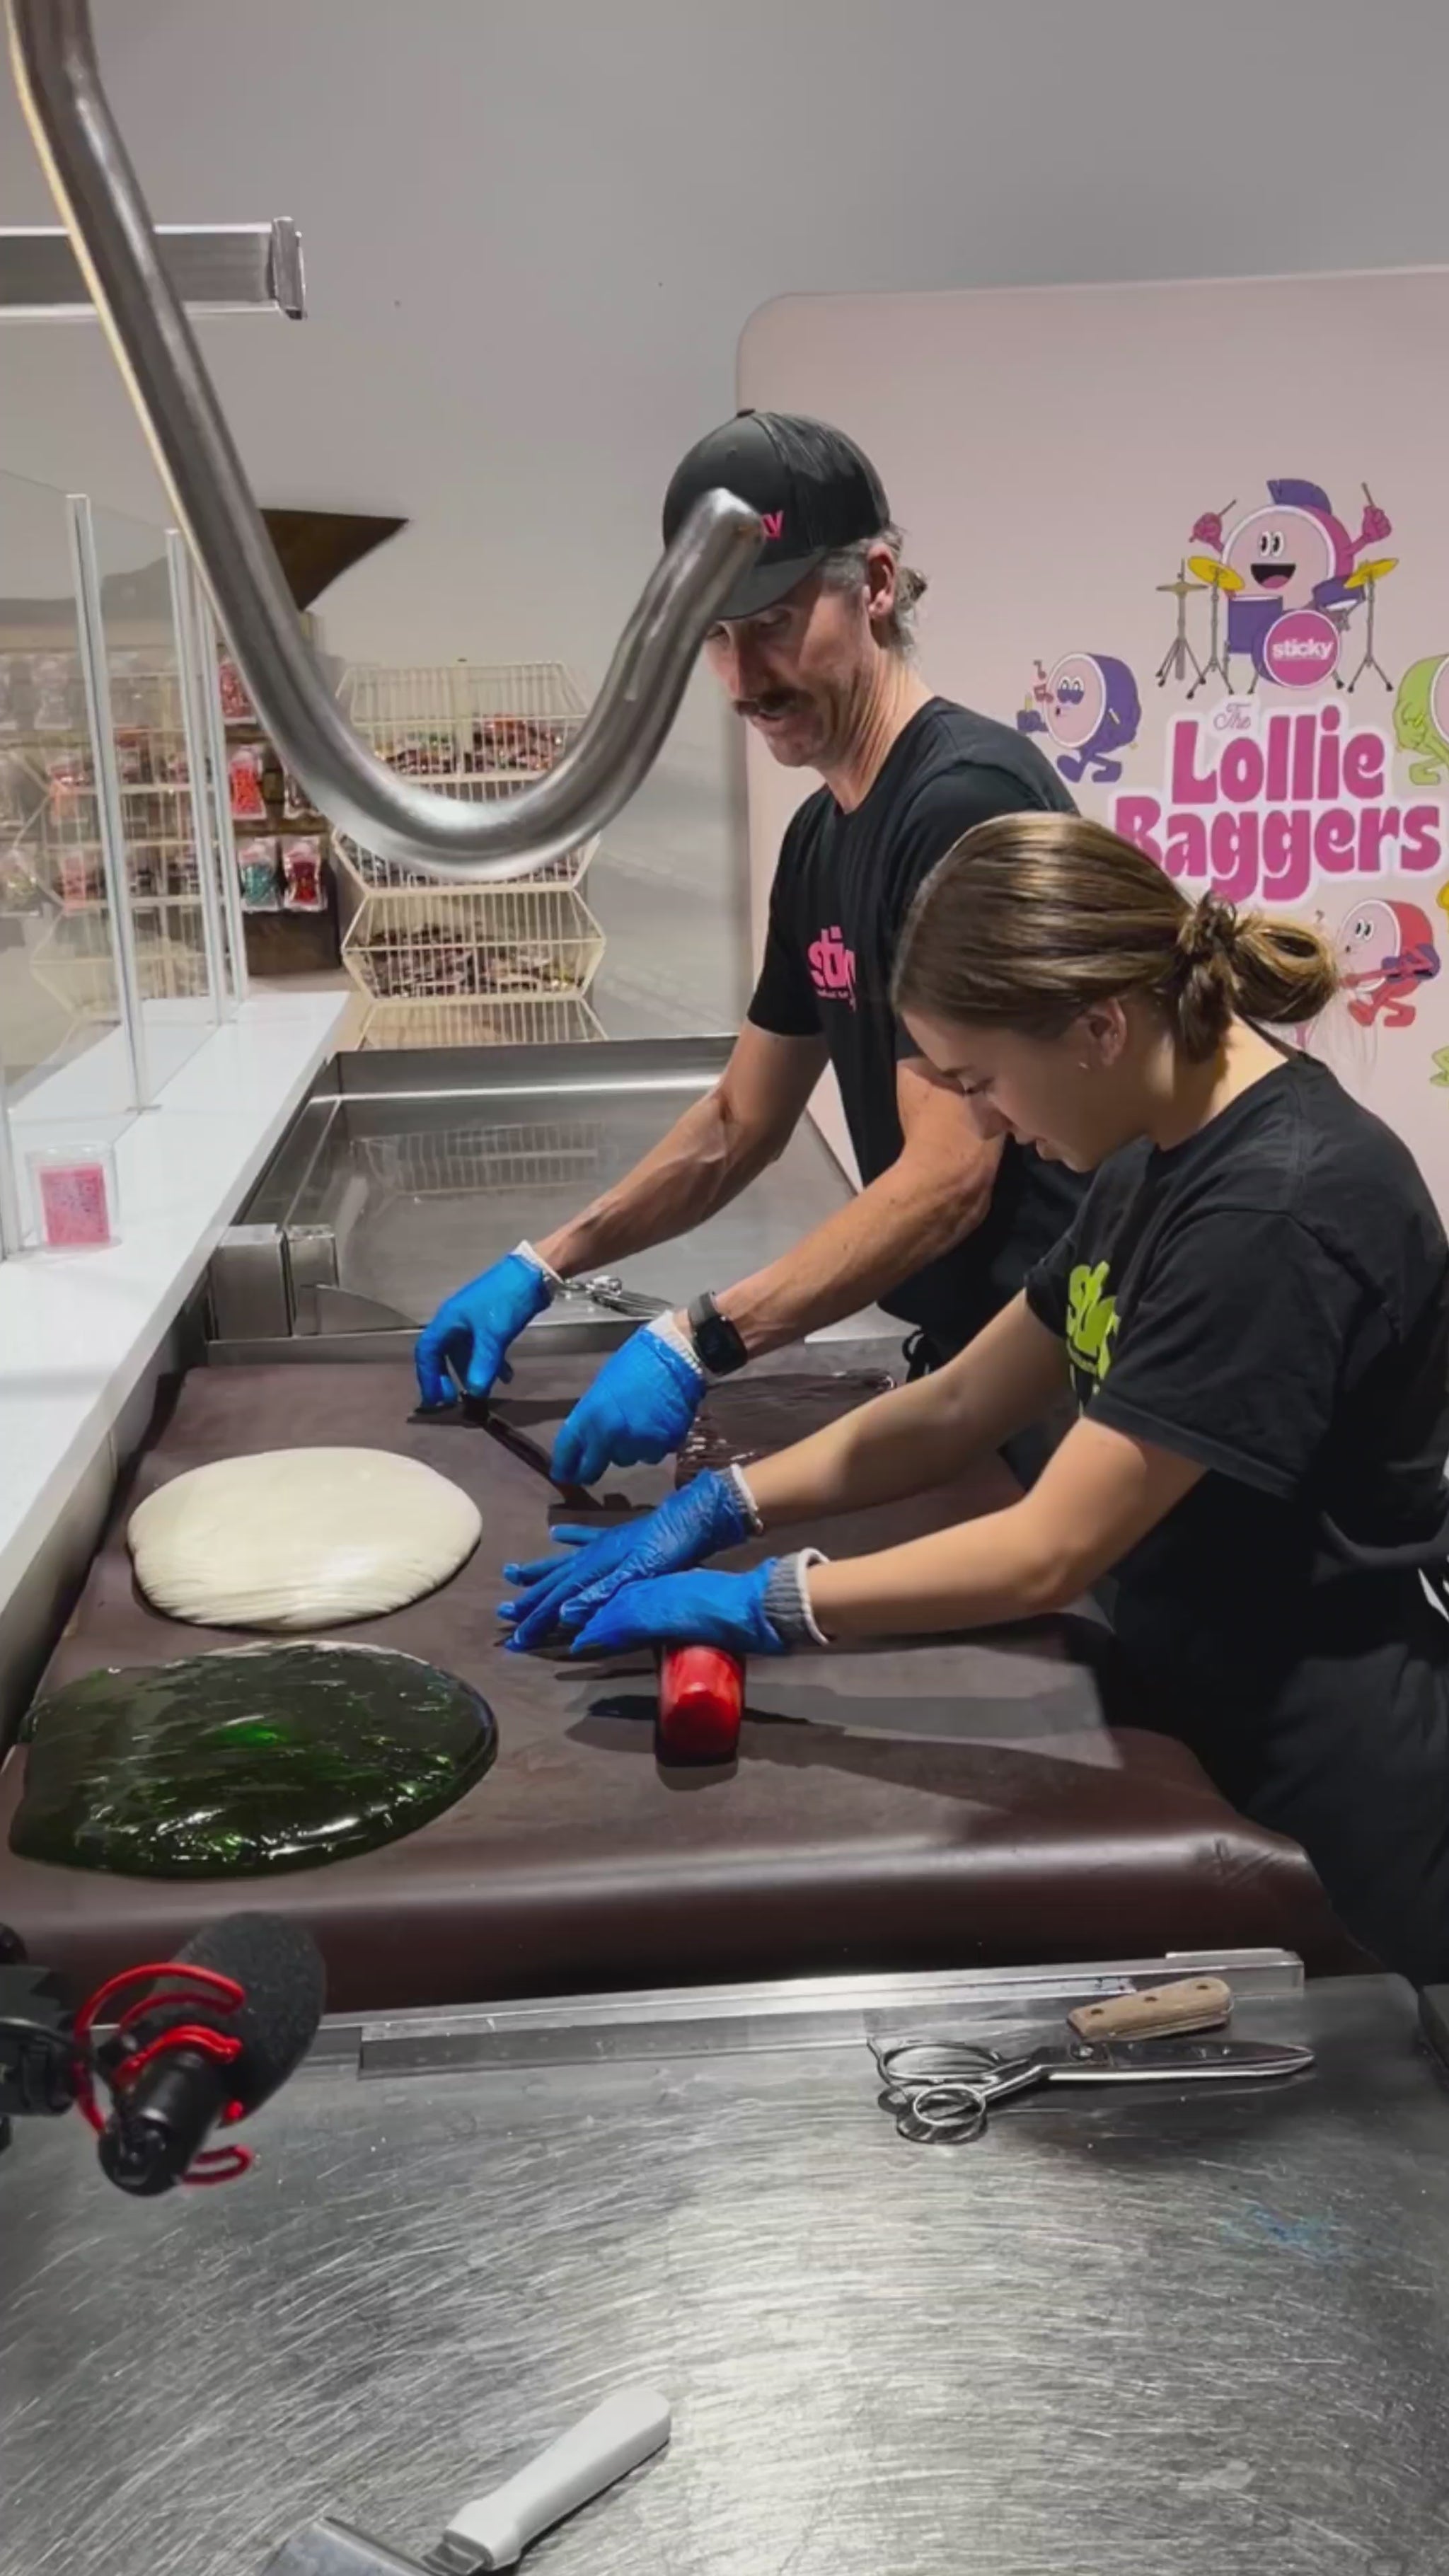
[58,848,97,911]
[47,751,91,826]
[0,751,33,822]
[281,836,326,911]
[238,841,282,911]
[33,654,79,731]
[1,655,38,732]
[26,1140,118,1249]
[228,743,267,821]
[217,657,254,724]
[282,769,314,820]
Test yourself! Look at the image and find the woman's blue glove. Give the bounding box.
[570,1563,790,1659]
[415,1248,553,1409]
[550,1320,706,1487]
[498,1470,754,1651]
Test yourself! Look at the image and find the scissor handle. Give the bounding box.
[894,2084,991,2145]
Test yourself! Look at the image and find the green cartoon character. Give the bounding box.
[1393,655,1449,787]
[1066,1260,1119,1384]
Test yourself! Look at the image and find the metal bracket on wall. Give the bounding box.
[0,219,306,318]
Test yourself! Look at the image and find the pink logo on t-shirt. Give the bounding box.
[808,924,857,1006]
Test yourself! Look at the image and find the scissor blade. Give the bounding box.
[1048,2038,1313,2086]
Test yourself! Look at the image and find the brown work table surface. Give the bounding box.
[0,1351,1353,2005]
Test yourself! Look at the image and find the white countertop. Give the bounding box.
[0,990,347,1612]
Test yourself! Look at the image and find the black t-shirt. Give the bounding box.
[748,696,1084,1349]
[1026,1051,1449,1979]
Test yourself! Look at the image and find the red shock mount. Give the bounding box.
[71,1958,251,2184]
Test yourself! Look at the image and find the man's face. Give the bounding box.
[703,550,893,770]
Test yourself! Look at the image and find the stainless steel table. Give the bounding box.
[4,1955,1448,2576]
[206,1039,879,1362]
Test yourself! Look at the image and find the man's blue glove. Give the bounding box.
[570,1562,790,1659]
[415,1246,553,1409]
[498,1469,754,1651]
[550,1318,708,1487]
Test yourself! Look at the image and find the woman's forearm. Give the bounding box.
[802,1414,1206,1642]
[806,1505,1060,1637]
[744,1298,1069,1532]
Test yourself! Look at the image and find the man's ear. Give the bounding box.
[863,541,898,628]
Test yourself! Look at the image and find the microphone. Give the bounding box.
[84,1913,326,2197]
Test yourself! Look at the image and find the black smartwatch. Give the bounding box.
[687,1290,749,1377]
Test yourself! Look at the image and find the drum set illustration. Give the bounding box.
[1154,488,1397,698]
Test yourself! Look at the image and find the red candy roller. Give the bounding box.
[657,1644,744,1761]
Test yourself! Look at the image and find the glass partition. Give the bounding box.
[83,495,224,1093]
[0,469,233,1252]
[0,466,134,1120]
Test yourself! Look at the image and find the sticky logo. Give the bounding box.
[1066,1260,1119,1384]
[807,925,857,1006]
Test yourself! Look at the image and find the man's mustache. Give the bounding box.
[735,689,802,719]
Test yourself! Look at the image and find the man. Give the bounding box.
[417,410,1083,1484]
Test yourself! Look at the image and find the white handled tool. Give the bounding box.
[434,2385,671,2572]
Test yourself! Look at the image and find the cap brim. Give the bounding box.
[712,546,828,623]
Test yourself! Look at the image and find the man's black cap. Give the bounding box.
[662,411,891,622]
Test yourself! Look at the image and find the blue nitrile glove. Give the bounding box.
[498,1469,755,1651]
[550,1317,708,1488]
[570,1562,790,1660]
[415,1244,554,1409]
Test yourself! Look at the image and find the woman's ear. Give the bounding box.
[1079,998,1128,1065]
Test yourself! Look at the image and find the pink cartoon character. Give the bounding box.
[1190,479,1392,688]
[1336,898,1439,1029]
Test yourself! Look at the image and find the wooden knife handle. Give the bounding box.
[1068,1975,1233,2043]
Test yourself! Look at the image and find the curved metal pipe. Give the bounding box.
[6,0,759,879]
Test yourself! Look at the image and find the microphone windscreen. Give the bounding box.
[145,1912,326,2113]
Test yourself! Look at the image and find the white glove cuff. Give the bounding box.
[514,1240,564,1298]
[724,1464,763,1533]
[646,1309,708,1382]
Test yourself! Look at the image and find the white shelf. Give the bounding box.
[0,991,347,1619]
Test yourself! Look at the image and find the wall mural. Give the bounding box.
[1017,470,1449,1101]
[739,268,1449,1206]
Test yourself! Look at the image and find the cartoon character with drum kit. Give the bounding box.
[1188,479,1395,691]
[1016,652,1142,783]
[1394,657,1449,785]
[1334,897,1441,1029]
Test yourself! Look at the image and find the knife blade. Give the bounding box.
[410,1392,599,1509]
[1047,2036,1314,2084]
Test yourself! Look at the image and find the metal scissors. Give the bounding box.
[871,2032,1314,2145]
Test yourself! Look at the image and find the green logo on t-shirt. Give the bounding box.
[1066,1259,1119,1383]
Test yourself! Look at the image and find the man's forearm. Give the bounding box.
[745,1299,1068,1527]
[703,1153,991,1358]
[536,1087,780,1281]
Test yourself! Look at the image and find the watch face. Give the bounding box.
[691,1298,744,1375]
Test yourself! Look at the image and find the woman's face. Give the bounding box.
[904,1003,1139,1172]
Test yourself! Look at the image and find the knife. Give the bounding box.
[411,1389,599,1510]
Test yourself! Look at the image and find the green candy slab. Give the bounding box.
[11,1641,496,1878]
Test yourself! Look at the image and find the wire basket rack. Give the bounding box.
[333,661,608,1049]
[334,661,596,890]
[359,994,606,1050]
[358,1118,605,1198]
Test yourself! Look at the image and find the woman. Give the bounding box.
[500,815,1449,1980]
